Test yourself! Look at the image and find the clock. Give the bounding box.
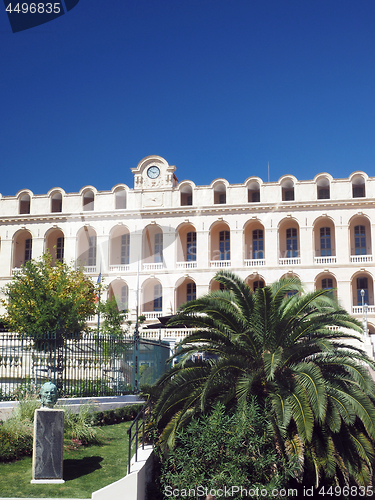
[147,166,160,179]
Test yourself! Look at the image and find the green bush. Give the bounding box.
[0,425,33,461]
[151,400,297,500]
[63,404,102,446]
[0,399,143,462]
[91,404,144,426]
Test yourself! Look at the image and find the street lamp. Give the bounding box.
[360,289,368,337]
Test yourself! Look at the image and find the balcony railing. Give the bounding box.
[350,255,373,263]
[141,312,162,320]
[83,266,97,273]
[210,260,231,268]
[176,261,197,269]
[143,263,164,271]
[279,257,301,266]
[109,264,130,272]
[244,259,265,267]
[141,328,196,340]
[314,256,337,265]
[352,305,375,314]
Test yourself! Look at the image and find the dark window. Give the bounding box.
[121,285,128,311]
[354,225,366,255]
[24,238,32,262]
[219,230,230,260]
[357,277,369,305]
[322,278,333,289]
[286,228,298,258]
[51,193,62,212]
[88,236,96,266]
[253,280,265,291]
[283,188,294,201]
[154,284,162,311]
[353,185,365,198]
[252,230,264,259]
[250,191,260,202]
[121,234,130,265]
[317,187,330,199]
[20,195,30,214]
[83,191,94,211]
[187,232,196,261]
[154,233,163,263]
[320,227,331,256]
[219,193,226,204]
[56,237,64,262]
[187,282,196,302]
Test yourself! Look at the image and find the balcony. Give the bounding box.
[314,256,337,265]
[279,257,301,266]
[176,261,197,269]
[350,255,373,263]
[143,263,164,271]
[352,305,375,314]
[109,264,130,272]
[210,260,231,268]
[244,259,265,267]
[142,312,162,320]
[83,266,97,273]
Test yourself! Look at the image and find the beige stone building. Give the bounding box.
[0,155,374,354]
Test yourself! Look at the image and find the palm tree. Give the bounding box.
[152,271,375,487]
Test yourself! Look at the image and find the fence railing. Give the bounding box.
[0,332,170,400]
[127,400,151,474]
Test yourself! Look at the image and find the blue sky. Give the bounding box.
[0,1,375,196]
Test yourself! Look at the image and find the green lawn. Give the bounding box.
[0,422,132,499]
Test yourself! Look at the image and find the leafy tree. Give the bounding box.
[98,296,129,337]
[0,252,97,344]
[152,271,375,488]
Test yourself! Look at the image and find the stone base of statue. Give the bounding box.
[31,408,65,484]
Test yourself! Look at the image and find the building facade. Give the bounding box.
[0,155,374,353]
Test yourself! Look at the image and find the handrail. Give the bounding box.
[126,400,151,474]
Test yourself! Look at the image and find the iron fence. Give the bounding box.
[0,331,170,400]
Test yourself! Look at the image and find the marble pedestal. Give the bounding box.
[31,408,65,484]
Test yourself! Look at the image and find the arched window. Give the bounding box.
[352,176,365,198]
[83,191,94,211]
[51,192,62,213]
[19,193,31,214]
[214,183,226,204]
[281,180,294,201]
[115,188,127,209]
[180,185,193,206]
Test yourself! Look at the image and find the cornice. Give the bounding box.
[0,198,374,224]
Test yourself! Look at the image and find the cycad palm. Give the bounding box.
[153,271,375,486]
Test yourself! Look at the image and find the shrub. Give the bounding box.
[0,424,33,461]
[63,404,102,446]
[152,400,297,500]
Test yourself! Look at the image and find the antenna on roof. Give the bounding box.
[268,162,270,183]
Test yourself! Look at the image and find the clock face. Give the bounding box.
[147,166,160,179]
